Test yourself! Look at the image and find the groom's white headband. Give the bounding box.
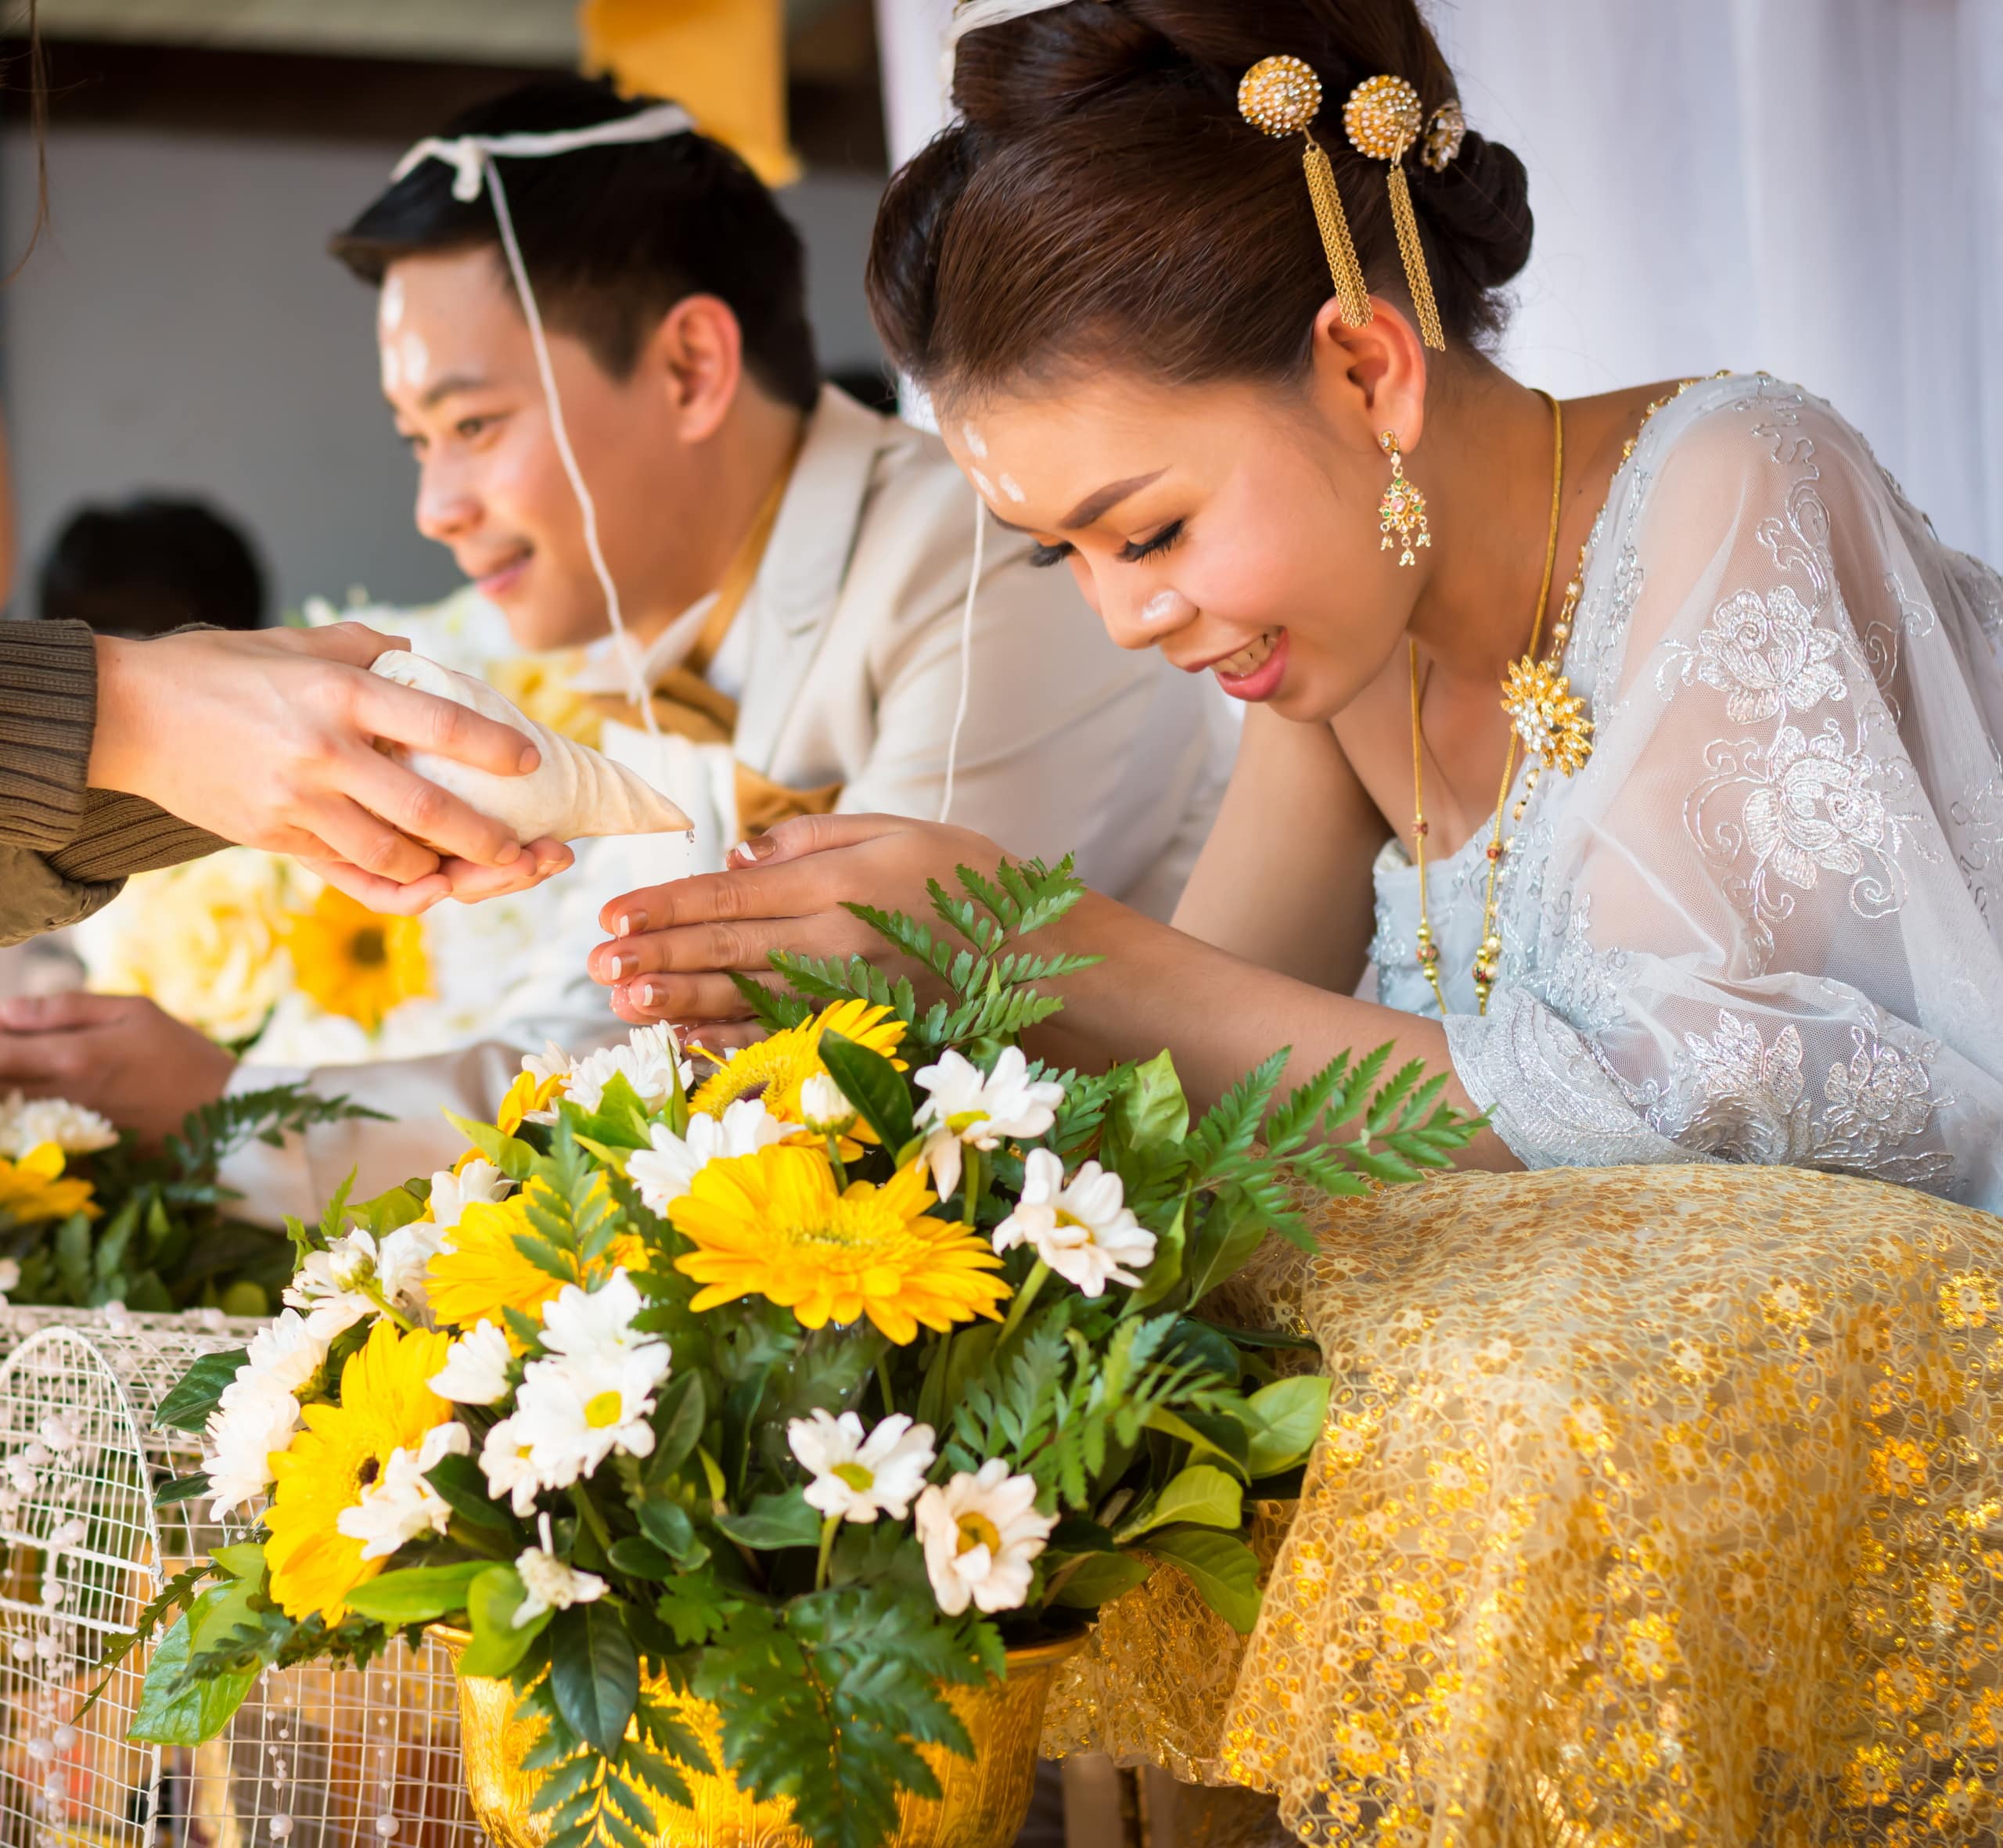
[387,102,699,728]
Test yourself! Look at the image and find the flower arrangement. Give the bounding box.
[128,859,1479,1848]
[0,1084,378,1314]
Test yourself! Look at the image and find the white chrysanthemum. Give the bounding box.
[0,1092,117,1159]
[564,1024,692,1116]
[284,1221,442,1338]
[992,1149,1156,1297]
[915,1460,1056,1616]
[239,1308,328,1397]
[789,1410,935,1524]
[335,1422,469,1560]
[511,1345,669,1491]
[537,1270,667,1365]
[797,1072,858,1136]
[203,1377,304,1520]
[520,1041,574,1124]
[479,1415,544,1518]
[627,1101,788,1217]
[427,1158,509,1230]
[913,1049,1065,1198]
[430,1320,513,1406]
[515,1536,607,1627]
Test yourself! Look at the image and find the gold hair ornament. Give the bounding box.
[1422,99,1466,173]
[1237,55,1372,330]
[1342,74,1445,350]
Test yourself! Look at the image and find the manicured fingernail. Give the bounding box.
[516,745,541,773]
[611,953,635,980]
[738,835,776,861]
[617,911,645,937]
[639,983,660,1008]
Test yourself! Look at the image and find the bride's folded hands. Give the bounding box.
[590,810,1516,1168]
[90,621,573,913]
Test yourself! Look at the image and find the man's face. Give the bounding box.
[379,249,699,651]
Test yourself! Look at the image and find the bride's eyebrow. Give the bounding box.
[1059,470,1166,529]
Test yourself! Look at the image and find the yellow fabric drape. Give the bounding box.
[578,0,799,187]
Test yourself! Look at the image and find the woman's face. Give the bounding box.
[940,368,1415,724]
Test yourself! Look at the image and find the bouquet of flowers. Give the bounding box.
[0,1084,377,1314]
[128,859,1478,1848]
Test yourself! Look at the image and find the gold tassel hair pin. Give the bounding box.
[1237,56,1372,330]
[1343,74,1446,351]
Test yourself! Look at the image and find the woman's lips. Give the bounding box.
[474,554,530,599]
[1212,628,1289,703]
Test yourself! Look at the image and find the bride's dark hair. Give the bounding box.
[867,0,1532,398]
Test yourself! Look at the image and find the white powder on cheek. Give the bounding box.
[970,468,998,501]
[399,332,431,390]
[379,273,405,333]
[998,473,1027,504]
[961,421,989,459]
[379,340,402,394]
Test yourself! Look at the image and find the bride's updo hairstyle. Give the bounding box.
[867,0,1533,401]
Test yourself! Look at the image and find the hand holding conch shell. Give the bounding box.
[369,651,692,844]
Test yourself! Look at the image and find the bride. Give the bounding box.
[588,1,2003,1838]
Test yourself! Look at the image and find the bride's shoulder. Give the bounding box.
[1642,372,1894,511]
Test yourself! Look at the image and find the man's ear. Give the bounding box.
[648,294,745,443]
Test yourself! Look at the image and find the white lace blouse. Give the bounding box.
[1371,373,2003,1209]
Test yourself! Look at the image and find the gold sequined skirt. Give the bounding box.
[1045,1165,2003,1846]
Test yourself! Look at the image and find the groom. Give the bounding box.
[0,77,1228,1219]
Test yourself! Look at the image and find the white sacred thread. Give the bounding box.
[940,492,985,825]
[940,0,1087,88]
[390,102,698,732]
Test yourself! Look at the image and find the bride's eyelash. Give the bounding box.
[1028,541,1075,569]
[1120,520,1185,563]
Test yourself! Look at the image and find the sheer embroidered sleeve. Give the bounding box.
[1444,378,2003,1207]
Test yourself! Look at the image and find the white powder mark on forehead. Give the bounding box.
[998,473,1027,505]
[970,468,998,500]
[399,332,431,390]
[379,273,405,332]
[961,422,989,459]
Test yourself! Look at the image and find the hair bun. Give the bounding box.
[1419,127,1534,293]
[950,3,1197,136]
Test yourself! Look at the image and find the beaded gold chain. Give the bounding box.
[1410,376,1708,1016]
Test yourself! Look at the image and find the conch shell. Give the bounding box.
[369,651,692,844]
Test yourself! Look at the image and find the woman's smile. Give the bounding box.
[1208,627,1289,702]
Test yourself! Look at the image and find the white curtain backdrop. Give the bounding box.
[874,0,2003,562]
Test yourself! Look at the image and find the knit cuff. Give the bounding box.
[48,790,225,884]
[0,620,98,851]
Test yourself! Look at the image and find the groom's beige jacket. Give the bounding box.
[221,386,1232,1221]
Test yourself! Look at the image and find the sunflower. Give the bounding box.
[0,1144,97,1225]
[689,998,907,1124]
[264,1321,458,1622]
[284,887,431,1032]
[671,1145,1009,1344]
[425,1185,645,1338]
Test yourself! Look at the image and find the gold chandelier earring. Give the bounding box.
[1378,430,1429,566]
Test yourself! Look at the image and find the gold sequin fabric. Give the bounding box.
[1050,1164,2003,1845]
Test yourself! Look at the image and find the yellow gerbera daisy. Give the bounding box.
[284,887,430,1032]
[425,1185,645,1338]
[495,1068,566,1138]
[0,1143,97,1224]
[689,999,907,1124]
[671,1145,1009,1344]
[264,1321,457,1622]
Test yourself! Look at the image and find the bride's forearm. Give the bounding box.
[1034,892,1519,1170]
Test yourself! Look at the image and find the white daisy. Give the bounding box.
[627,1101,788,1217]
[913,1049,1064,1198]
[0,1093,117,1159]
[479,1415,544,1518]
[335,1422,469,1560]
[430,1321,513,1406]
[511,1346,669,1490]
[237,1308,328,1398]
[520,1041,574,1124]
[788,1410,935,1524]
[283,1221,441,1339]
[202,1376,304,1520]
[514,1517,608,1627]
[915,1460,1057,1616]
[797,1072,858,1136]
[991,1149,1156,1297]
[536,1269,669,1368]
[427,1159,509,1230]
[564,1024,692,1116]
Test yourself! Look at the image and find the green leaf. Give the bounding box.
[343,1562,490,1625]
[1242,1375,1332,1478]
[1116,1465,1242,1541]
[712,1487,821,1551]
[636,1497,705,1566]
[1109,1050,1190,1152]
[1144,1406,1249,1479]
[1129,1199,1186,1311]
[1053,1552,1154,1609]
[445,1113,541,1181]
[606,1537,679,1580]
[185,1578,261,1657]
[1181,1199,1270,1305]
[426,1451,519,1536]
[455,1566,544,1679]
[154,1471,211,1508]
[817,1031,915,1153]
[128,1615,257,1746]
[728,972,815,1034]
[646,1373,707,1482]
[550,1602,640,1759]
[1141,1527,1262,1634]
[212,1543,268,1584]
[154,1349,249,1433]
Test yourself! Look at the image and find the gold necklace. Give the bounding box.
[1411,387,1562,1017]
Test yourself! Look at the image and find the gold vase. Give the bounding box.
[438,1628,1083,1848]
